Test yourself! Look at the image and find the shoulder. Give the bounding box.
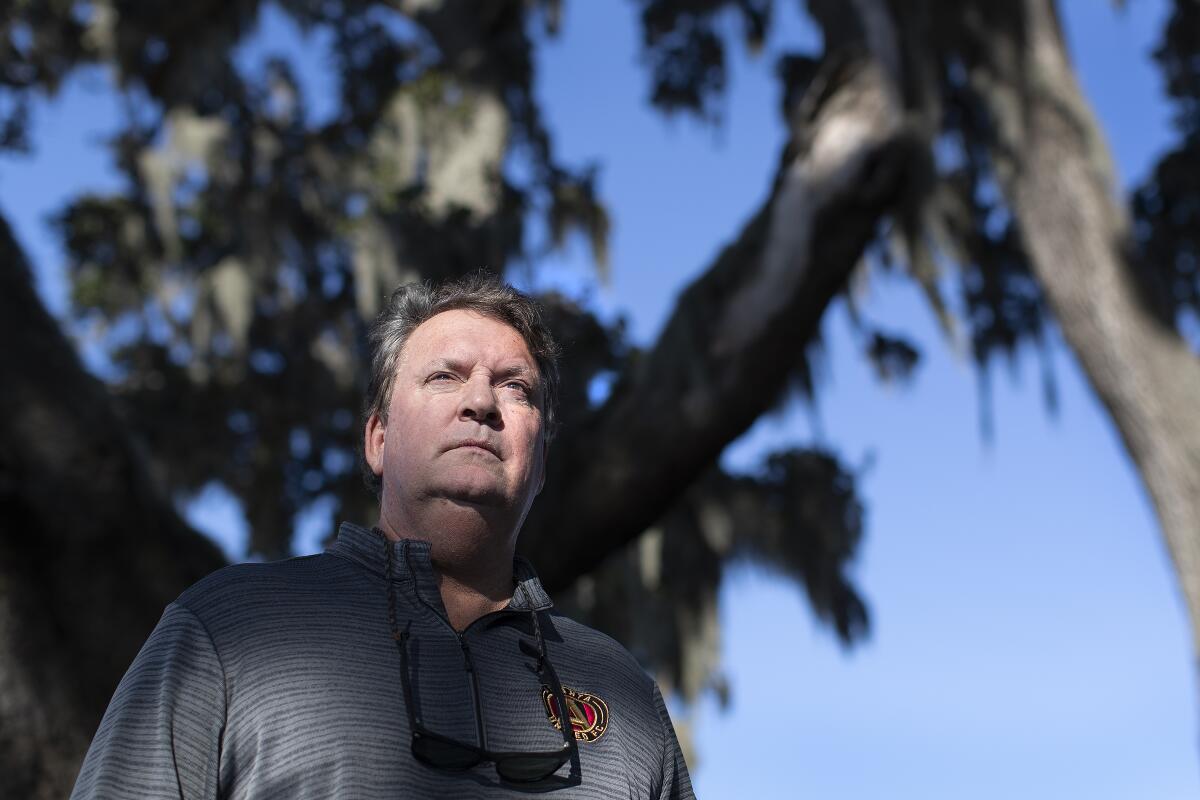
[544,611,658,706]
[177,553,327,602]
[174,553,354,632]
[548,613,649,673]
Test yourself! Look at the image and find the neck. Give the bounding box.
[377,503,516,631]
[433,569,512,632]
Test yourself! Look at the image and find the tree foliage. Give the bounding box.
[3,0,1200,794]
[2,0,872,727]
[1133,0,1200,334]
[10,0,612,558]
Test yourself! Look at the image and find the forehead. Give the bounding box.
[400,309,537,370]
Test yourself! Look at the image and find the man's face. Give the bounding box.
[365,309,547,530]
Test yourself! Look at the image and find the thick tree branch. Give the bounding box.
[0,214,225,798]
[959,0,1200,653]
[521,47,919,592]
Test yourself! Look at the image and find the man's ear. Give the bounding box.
[364,412,386,478]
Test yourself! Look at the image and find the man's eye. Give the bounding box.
[504,381,531,394]
[429,372,455,382]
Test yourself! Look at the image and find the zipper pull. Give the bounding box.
[459,636,474,672]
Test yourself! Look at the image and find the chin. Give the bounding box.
[425,497,517,562]
[434,484,511,509]
[433,469,513,503]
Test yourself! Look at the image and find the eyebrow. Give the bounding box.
[495,364,538,382]
[426,358,468,374]
[426,359,539,384]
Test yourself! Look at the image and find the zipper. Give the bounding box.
[457,633,489,751]
[403,574,540,755]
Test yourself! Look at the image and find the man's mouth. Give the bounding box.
[449,439,500,458]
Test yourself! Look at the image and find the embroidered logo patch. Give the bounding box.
[542,685,609,743]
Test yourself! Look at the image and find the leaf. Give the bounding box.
[209,256,252,350]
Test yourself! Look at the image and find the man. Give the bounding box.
[71,274,694,799]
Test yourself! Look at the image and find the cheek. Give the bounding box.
[387,401,434,442]
[381,418,419,468]
[521,425,547,469]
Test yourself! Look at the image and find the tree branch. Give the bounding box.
[521,46,918,593]
[955,0,1200,653]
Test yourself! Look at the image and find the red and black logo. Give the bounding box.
[541,686,609,743]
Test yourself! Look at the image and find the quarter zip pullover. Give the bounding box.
[71,523,693,799]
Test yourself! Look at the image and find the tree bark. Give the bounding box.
[0,215,226,798]
[522,42,918,591]
[963,0,1200,655]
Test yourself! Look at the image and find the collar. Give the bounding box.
[326,521,553,612]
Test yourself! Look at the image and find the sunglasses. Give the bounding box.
[384,540,578,783]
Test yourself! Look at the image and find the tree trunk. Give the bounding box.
[964,0,1200,656]
[0,215,226,798]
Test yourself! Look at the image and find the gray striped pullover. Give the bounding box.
[71,523,694,799]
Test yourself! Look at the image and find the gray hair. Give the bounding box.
[360,272,561,496]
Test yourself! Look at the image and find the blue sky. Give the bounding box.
[530,3,1196,797]
[1,1,1195,797]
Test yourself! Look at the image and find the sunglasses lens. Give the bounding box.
[412,734,481,771]
[496,751,569,783]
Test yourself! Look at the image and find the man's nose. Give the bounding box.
[459,375,501,424]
